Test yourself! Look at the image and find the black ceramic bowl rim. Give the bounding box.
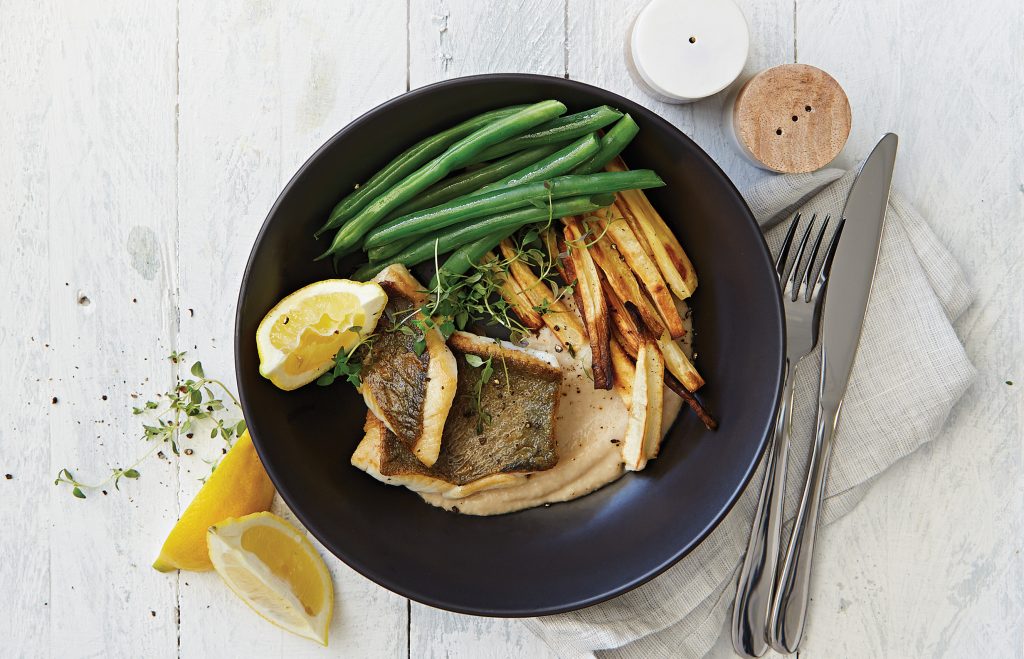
[235,73,784,617]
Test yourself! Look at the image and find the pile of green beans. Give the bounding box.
[319,100,567,259]
[313,101,647,279]
[315,105,528,238]
[364,169,664,248]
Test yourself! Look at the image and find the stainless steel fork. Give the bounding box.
[731,213,843,657]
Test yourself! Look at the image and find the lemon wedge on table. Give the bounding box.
[152,430,275,572]
[208,512,334,645]
[256,279,387,391]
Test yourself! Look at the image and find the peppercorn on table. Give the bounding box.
[0,1,1020,658]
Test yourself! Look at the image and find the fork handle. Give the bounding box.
[768,398,842,653]
[731,359,797,657]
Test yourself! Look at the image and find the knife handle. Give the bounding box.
[732,359,797,657]
[768,398,842,653]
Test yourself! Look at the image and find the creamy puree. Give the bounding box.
[419,328,685,515]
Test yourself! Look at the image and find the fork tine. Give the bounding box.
[775,213,801,282]
[799,214,831,301]
[811,217,845,300]
[785,214,816,299]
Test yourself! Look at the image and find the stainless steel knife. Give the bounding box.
[768,133,899,653]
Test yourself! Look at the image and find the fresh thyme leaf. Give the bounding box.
[464,354,495,434]
[54,351,245,498]
[317,332,374,390]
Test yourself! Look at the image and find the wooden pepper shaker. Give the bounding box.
[723,64,852,173]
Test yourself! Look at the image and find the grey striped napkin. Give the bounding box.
[524,166,976,658]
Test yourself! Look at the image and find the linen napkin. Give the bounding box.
[524,166,976,658]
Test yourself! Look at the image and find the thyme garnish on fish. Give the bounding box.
[463,353,494,434]
[316,328,374,388]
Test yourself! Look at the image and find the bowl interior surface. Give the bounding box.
[235,74,783,616]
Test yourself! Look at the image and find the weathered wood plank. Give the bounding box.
[175,1,409,656]
[409,0,566,86]
[0,1,181,656]
[0,4,61,655]
[790,0,1024,657]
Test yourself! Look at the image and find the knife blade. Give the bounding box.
[819,133,898,407]
[768,133,898,653]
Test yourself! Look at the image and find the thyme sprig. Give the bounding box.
[316,328,373,388]
[54,351,245,499]
[463,353,494,434]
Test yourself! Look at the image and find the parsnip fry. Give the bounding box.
[664,374,718,431]
[541,226,569,282]
[587,229,666,337]
[485,251,544,331]
[563,218,612,389]
[604,281,642,357]
[621,340,665,471]
[607,157,698,298]
[499,239,586,355]
[658,333,704,392]
[609,338,634,409]
[594,213,686,339]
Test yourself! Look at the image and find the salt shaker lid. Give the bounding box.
[628,0,749,104]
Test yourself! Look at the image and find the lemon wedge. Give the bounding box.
[208,512,334,645]
[256,279,387,390]
[152,430,275,572]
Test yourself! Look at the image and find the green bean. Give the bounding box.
[366,235,416,262]
[432,191,617,286]
[314,105,529,238]
[431,231,508,288]
[466,105,623,164]
[320,100,567,260]
[351,195,606,280]
[383,144,562,220]
[362,169,664,248]
[475,133,600,194]
[368,141,584,255]
[573,114,640,175]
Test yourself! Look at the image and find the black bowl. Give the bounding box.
[235,74,784,617]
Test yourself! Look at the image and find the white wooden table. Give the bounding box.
[2,1,1020,657]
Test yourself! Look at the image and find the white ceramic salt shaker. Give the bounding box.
[627,0,749,104]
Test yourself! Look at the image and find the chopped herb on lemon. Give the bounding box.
[256,279,387,391]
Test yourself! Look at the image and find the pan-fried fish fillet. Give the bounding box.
[352,332,563,499]
[360,265,457,467]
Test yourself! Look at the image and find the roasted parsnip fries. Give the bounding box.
[606,157,697,298]
[493,156,714,468]
[562,217,612,389]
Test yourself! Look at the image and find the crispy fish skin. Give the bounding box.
[351,414,523,499]
[361,265,457,467]
[352,332,563,498]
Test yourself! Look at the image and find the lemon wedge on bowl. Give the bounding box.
[256,279,387,391]
[208,512,334,645]
[153,430,275,572]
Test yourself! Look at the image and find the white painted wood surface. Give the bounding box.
[1,1,1020,657]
